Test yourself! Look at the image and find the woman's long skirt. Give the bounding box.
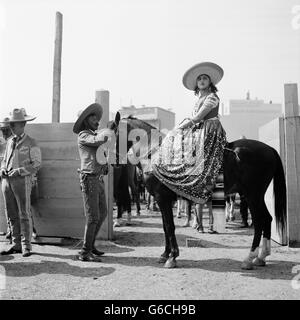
[150,118,227,204]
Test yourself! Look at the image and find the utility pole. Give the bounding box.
[52,12,63,123]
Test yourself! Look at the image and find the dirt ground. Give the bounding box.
[0,204,300,300]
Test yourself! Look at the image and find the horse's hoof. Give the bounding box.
[158,256,168,264]
[241,261,254,270]
[253,258,266,267]
[164,258,177,269]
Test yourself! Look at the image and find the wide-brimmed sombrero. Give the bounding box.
[0,108,36,123]
[73,103,103,134]
[0,117,10,128]
[182,62,224,90]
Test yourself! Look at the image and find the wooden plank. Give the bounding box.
[32,217,85,238]
[32,237,65,245]
[38,177,82,198]
[37,141,79,160]
[33,216,110,240]
[32,198,84,219]
[39,160,80,178]
[26,123,77,141]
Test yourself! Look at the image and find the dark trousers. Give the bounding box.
[1,176,32,251]
[80,174,107,255]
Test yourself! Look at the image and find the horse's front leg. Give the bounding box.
[156,198,171,263]
[157,197,179,268]
[158,219,171,264]
[163,205,179,269]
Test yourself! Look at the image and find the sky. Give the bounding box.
[0,0,300,124]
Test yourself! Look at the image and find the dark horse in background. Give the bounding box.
[109,113,287,269]
[113,163,141,224]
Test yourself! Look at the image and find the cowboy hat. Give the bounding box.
[182,62,224,90]
[0,117,10,128]
[0,108,36,123]
[73,103,103,134]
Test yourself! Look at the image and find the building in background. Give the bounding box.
[110,105,176,131]
[221,91,283,141]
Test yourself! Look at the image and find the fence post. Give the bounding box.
[95,90,114,240]
[283,83,300,247]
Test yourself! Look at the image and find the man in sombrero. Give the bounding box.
[73,103,112,262]
[0,108,41,257]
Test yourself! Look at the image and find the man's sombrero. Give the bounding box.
[0,108,36,123]
[182,62,224,90]
[0,117,10,128]
[73,103,103,134]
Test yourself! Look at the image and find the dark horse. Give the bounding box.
[113,163,141,224]
[109,113,287,269]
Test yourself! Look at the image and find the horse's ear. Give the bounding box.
[115,112,121,126]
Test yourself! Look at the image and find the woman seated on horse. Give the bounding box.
[152,62,227,228]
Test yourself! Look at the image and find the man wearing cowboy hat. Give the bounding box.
[0,108,41,257]
[73,103,113,262]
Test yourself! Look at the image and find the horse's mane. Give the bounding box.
[122,115,158,131]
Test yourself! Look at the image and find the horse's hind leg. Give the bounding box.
[241,197,264,270]
[253,209,272,267]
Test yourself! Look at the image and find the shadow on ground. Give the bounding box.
[0,259,115,278]
[92,255,297,281]
[113,230,251,249]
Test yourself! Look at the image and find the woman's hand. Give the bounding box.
[176,118,195,130]
[176,119,191,130]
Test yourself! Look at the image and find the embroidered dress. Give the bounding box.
[151,93,227,203]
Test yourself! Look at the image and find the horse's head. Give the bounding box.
[107,112,163,166]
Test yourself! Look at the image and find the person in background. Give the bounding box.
[240,193,251,228]
[176,197,185,219]
[0,109,41,257]
[193,195,216,233]
[182,199,193,227]
[73,103,112,262]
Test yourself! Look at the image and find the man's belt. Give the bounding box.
[77,169,103,179]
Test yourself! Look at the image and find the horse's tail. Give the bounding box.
[273,149,287,235]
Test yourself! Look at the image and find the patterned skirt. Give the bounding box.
[150,118,227,203]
